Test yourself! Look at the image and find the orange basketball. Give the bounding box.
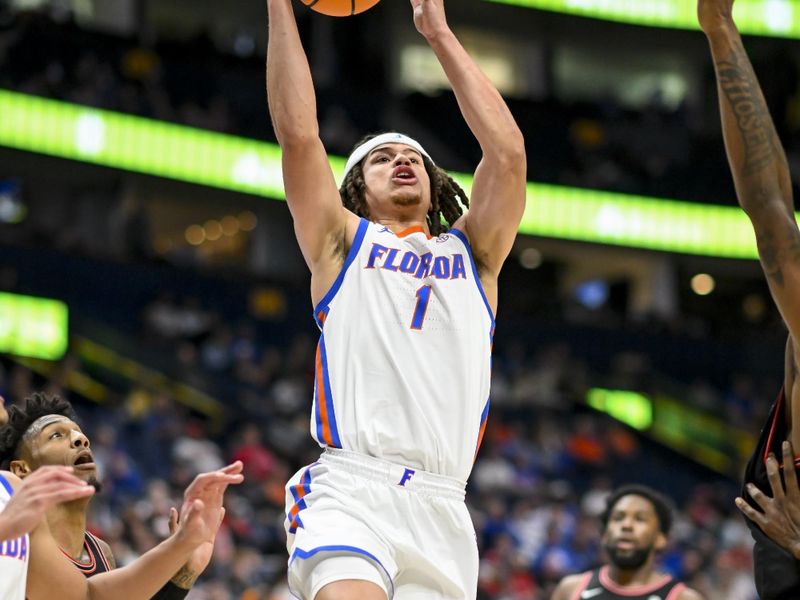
[301,0,381,17]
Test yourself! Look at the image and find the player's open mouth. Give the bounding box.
[614,539,636,550]
[392,166,417,184]
[74,452,95,469]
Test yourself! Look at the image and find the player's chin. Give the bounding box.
[87,475,103,493]
[391,195,421,208]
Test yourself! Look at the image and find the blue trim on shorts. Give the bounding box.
[0,473,12,496]
[290,544,395,598]
[287,465,315,534]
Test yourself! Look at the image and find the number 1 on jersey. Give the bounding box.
[410,285,432,330]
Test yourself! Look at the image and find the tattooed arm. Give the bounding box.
[699,0,800,444]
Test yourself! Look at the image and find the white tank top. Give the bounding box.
[0,473,29,600]
[310,219,494,481]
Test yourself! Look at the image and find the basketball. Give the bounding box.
[301,0,381,17]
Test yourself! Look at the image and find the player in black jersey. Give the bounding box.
[700,0,800,597]
[0,392,239,597]
[551,485,704,600]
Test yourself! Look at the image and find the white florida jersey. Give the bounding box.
[310,218,494,481]
[0,473,29,600]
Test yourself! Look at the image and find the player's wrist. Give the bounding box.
[170,565,199,590]
[165,530,199,557]
[422,25,454,46]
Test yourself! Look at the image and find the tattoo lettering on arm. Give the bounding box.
[716,45,785,179]
[170,564,199,590]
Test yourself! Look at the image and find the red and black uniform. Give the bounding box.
[65,530,189,600]
[60,531,112,576]
[568,566,686,600]
[743,387,800,599]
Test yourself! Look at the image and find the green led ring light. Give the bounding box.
[0,89,766,258]
[484,0,800,39]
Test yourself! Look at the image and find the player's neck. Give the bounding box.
[605,560,661,587]
[373,217,431,236]
[45,499,90,559]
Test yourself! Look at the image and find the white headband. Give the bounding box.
[341,133,433,184]
[23,414,71,442]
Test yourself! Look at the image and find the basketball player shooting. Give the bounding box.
[700,0,800,597]
[266,0,526,598]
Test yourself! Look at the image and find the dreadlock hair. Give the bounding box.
[339,133,470,237]
[0,392,78,469]
[600,484,675,536]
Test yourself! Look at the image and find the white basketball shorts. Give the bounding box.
[284,447,478,599]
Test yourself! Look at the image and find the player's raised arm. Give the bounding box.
[26,465,243,600]
[266,0,355,289]
[411,0,526,281]
[700,2,798,326]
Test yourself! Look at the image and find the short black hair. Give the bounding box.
[0,392,78,469]
[600,484,674,536]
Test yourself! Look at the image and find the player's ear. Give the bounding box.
[600,527,610,546]
[654,531,667,552]
[9,459,31,478]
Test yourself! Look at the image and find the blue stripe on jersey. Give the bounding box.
[313,218,370,329]
[290,545,395,597]
[447,228,495,328]
[316,334,341,447]
[0,473,12,497]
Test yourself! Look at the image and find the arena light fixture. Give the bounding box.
[586,387,653,431]
[0,291,69,361]
[484,0,800,39]
[0,89,767,259]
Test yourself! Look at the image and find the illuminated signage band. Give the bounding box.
[0,89,764,259]
[485,0,800,39]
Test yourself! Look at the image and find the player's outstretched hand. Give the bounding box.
[0,466,94,542]
[410,0,448,41]
[697,0,734,34]
[736,440,800,560]
[173,462,244,549]
[167,502,226,586]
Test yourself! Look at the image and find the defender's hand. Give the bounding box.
[736,441,800,560]
[698,0,735,35]
[173,462,243,549]
[0,466,94,541]
[167,504,226,588]
[410,0,449,41]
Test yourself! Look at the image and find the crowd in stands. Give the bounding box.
[0,326,755,600]
[0,296,764,599]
